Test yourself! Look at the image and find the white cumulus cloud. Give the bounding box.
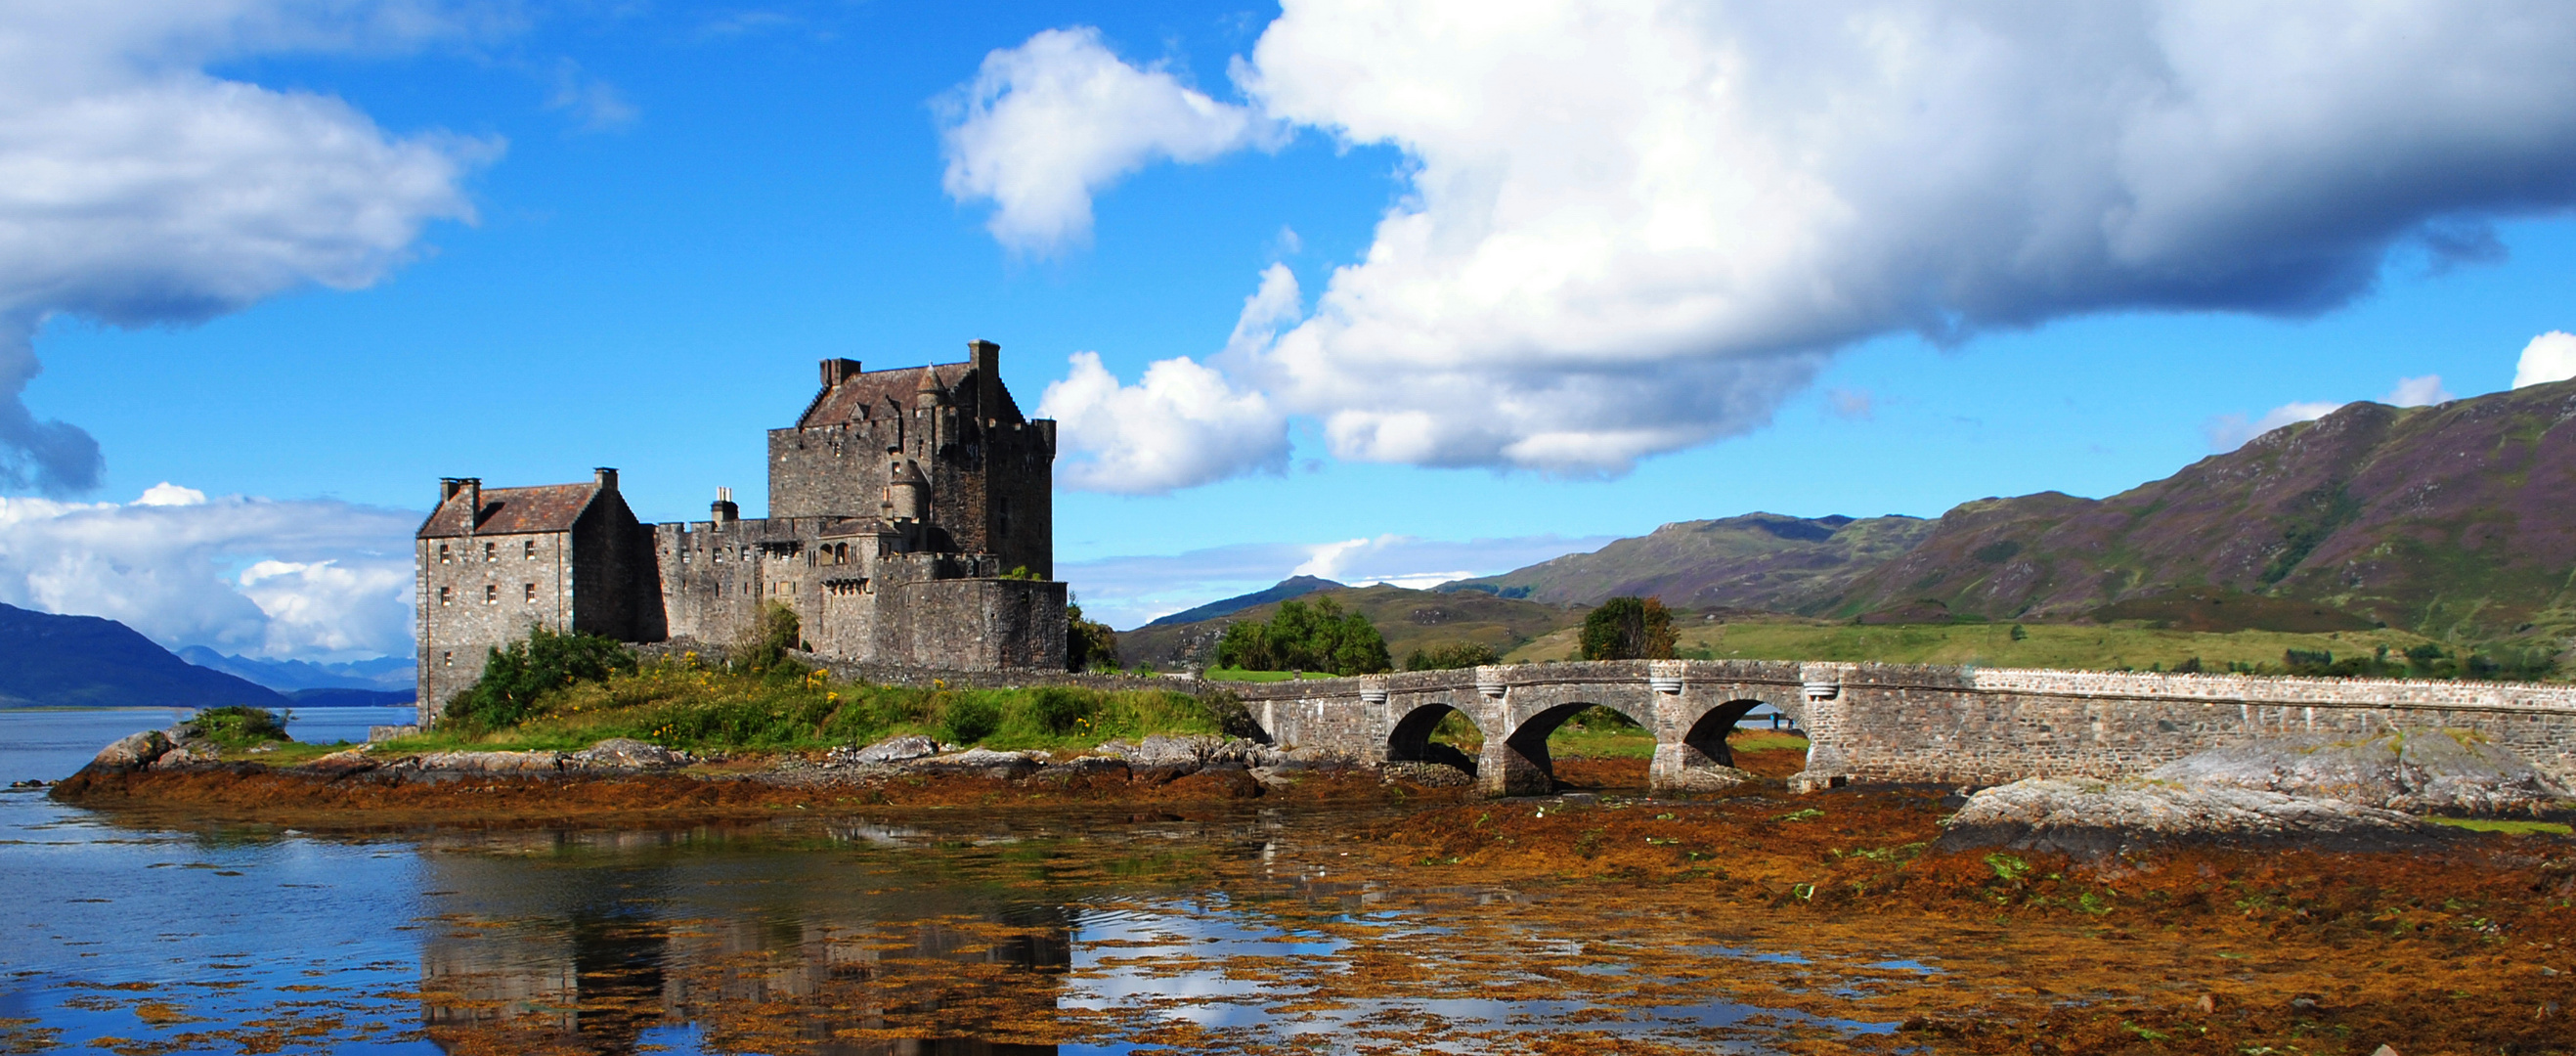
[1034,350,1289,495]
[0,0,497,495]
[2382,374,2453,407]
[2513,331,2576,388]
[2205,400,2344,452]
[938,25,1281,254]
[962,3,2576,483]
[0,484,417,660]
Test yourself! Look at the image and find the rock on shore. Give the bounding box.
[2145,729,2571,815]
[1941,777,2439,857]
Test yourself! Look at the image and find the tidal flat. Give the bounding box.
[6,712,2574,1055]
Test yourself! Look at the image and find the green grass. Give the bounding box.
[396,659,1250,756]
[1504,616,2448,675]
[2423,816,2573,836]
[1203,668,1343,682]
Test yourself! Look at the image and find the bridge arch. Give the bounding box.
[1386,701,1483,775]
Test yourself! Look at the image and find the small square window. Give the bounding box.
[483,542,497,562]
[523,540,537,560]
[524,583,537,602]
[442,651,453,667]
[484,585,498,603]
[438,586,452,606]
[438,543,451,564]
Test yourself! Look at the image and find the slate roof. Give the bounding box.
[817,516,893,539]
[416,483,600,539]
[795,362,1027,428]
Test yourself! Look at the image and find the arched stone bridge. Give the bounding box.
[1219,659,2576,796]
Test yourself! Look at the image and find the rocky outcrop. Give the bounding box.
[2146,729,2572,815]
[1941,777,2438,857]
[90,730,173,770]
[569,738,689,771]
[831,734,939,767]
[905,748,1042,780]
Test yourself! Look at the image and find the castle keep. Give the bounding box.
[416,341,1065,721]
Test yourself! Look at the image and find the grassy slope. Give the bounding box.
[1503,615,2440,671]
[378,662,1238,757]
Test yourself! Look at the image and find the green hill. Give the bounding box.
[1442,512,1932,610]
[1827,378,2576,647]
[1118,583,1581,670]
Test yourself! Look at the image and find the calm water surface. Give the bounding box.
[1,709,1908,1054]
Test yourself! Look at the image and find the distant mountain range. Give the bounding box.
[0,603,287,710]
[175,646,415,693]
[1128,378,2576,660]
[1141,575,1345,628]
[0,602,415,710]
[1442,513,1933,611]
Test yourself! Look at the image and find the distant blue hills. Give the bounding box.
[0,602,412,709]
[1139,575,1346,630]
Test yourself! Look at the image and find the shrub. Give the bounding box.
[734,601,804,674]
[1027,687,1098,734]
[186,705,290,748]
[1581,597,1677,661]
[1405,641,1501,671]
[447,626,636,731]
[941,695,1002,744]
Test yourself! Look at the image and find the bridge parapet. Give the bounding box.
[1210,659,2576,795]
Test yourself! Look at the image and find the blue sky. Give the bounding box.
[4,1,2575,653]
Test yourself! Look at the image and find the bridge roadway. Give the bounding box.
[1217,659,2576,796]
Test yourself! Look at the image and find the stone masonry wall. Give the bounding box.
[1220,661,2576,792]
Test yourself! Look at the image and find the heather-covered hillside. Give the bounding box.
[1826,378,2576,641]
[1441,513,1932,611]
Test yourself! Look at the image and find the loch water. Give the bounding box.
[1,709,1909,1054]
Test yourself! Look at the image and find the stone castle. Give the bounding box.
[415,341,1066,721]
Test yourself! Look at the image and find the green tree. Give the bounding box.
[1405,641,1501,671]
[1068,600,1119,672]
[1580,596,1678,661]
[1213,595,1392,676]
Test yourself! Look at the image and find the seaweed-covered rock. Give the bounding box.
[2147,729,2571,815]
[90,730,172,771]
[570,738,688,770]
[1941,777,2436,857]
[1030,756,1130,784]
[414,751,566,775]
[1381,762,1476,788]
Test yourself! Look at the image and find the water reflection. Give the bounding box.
[411,826,1077,1055]
[5,715,1904,1056]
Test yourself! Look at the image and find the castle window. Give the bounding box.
[483,542,497,562]
[524,540,537,560]
[438,586,451,606]
[485,585,498,603]
[442,651,452,667]
[524,583,537,602]
[438,543,451,564]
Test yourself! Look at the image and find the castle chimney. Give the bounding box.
[593,466,618,491]
[440,477,464,504]
[970,339,999,422]
[460,479,481,533]
[711,486,738,525]
[820,358,862,388]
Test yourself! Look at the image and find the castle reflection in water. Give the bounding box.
[412,824,1072,1055]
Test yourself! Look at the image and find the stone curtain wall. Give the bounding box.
[1224,660,2576,794]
